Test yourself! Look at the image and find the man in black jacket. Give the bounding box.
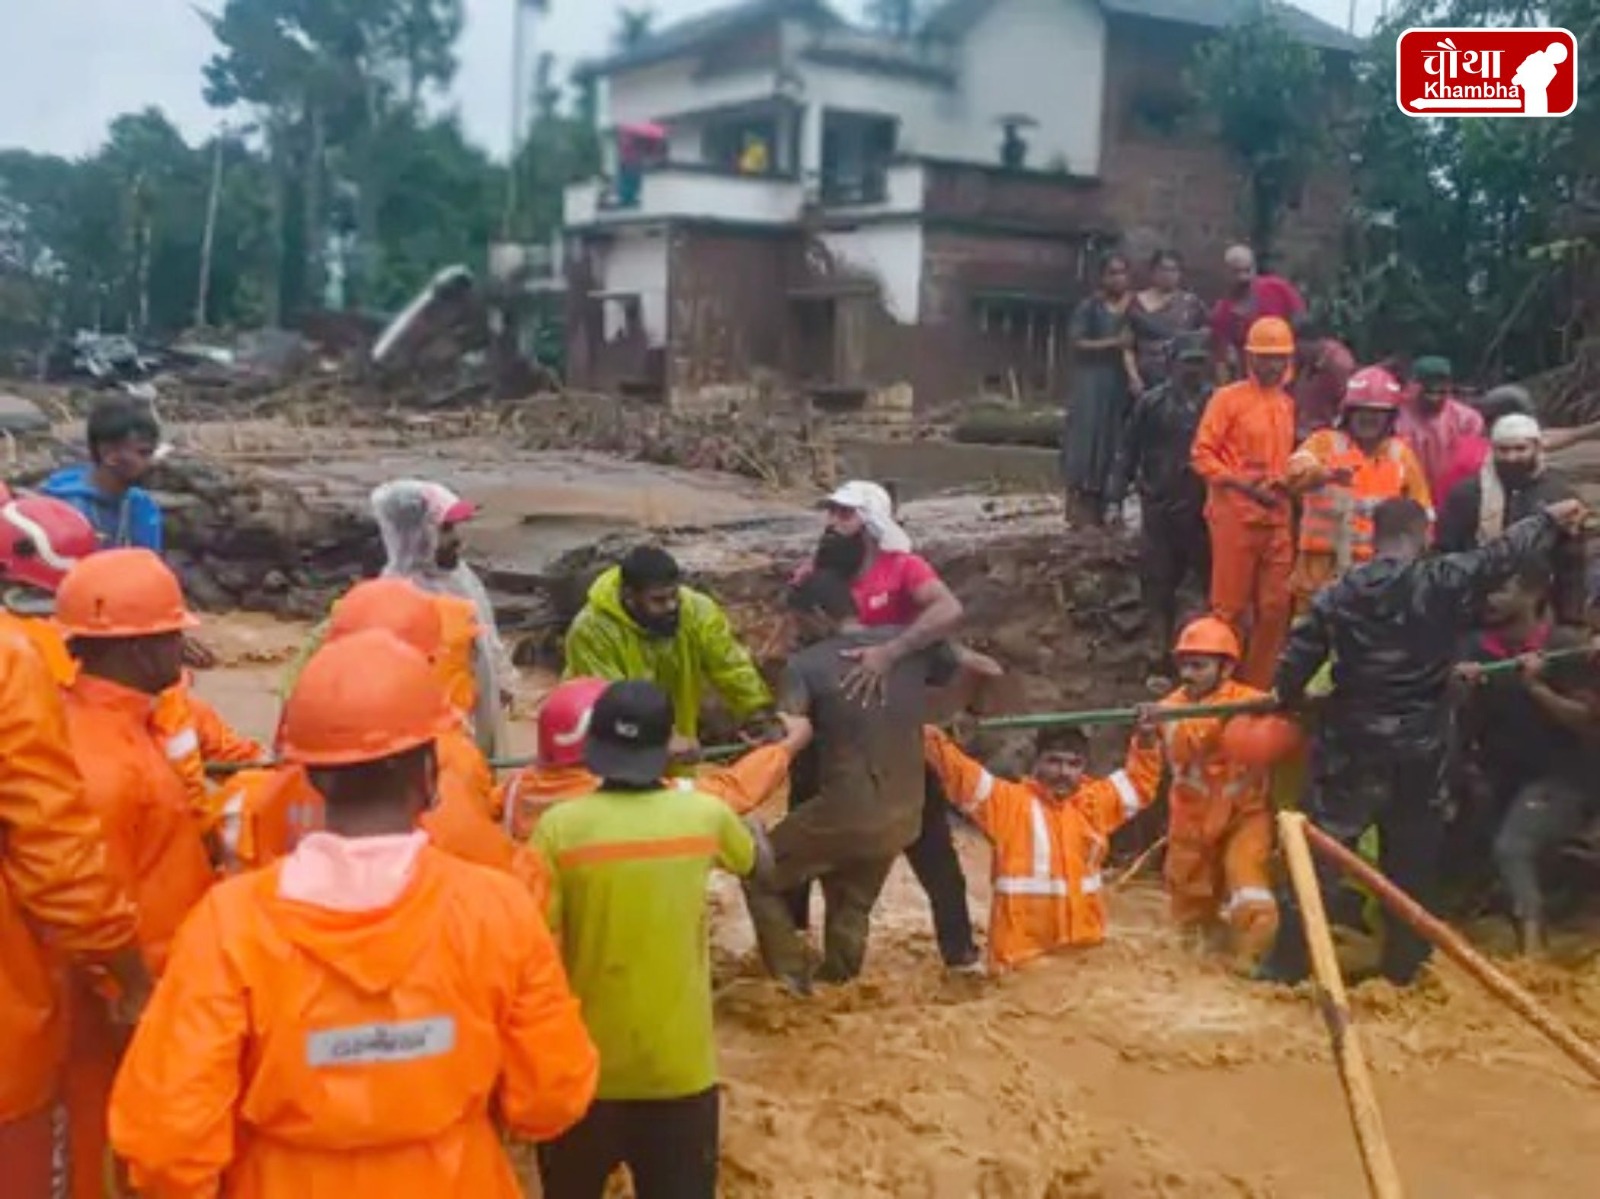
[1261,495,1586,985]
[1112,330,1215,669]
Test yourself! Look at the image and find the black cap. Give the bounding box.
[584,680,674,786]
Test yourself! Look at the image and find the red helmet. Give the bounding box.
[1341,366,1402,414]
[536,677,610,767]
[0,495,99,595]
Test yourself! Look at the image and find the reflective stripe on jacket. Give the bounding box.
[1288,431,1433,567]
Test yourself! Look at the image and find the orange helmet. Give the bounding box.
[536,677,610,767]
[1244,316,1295,356]
[1174,616,1241,661]
[327,578,443,658]
[0,495,98,595]
[1341,366,1402,414]
[278,629,456,766]
[1220,713,1305,768]
[56,548,199,638]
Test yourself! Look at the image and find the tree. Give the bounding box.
[1187,4,1331,260]
[613,6,656,51]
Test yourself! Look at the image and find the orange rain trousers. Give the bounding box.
[1205,509,1294,688]
[109,848,598,1199]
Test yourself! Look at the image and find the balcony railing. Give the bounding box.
[565,165,805,228]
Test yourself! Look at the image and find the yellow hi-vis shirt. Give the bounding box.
[533,785,755,1100]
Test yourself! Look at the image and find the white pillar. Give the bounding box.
[801,102,825,198]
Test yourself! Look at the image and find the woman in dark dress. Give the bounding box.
[1062,252,1138,526]
[1127,249,1207,394]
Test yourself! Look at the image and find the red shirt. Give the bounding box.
[1291,338,1356,438]
[1209,274,1307,357]
[851,551,939,626]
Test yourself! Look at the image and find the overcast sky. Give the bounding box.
[1,0,1379,159]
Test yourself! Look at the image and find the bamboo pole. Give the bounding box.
[1279,812,1406,1199]
[1303,822,1600,1087]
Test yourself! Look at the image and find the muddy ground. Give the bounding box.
[194,640,1600,1199]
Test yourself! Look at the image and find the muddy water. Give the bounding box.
[193,623,1600,1199]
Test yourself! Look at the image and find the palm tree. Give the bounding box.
[614,6,656,51]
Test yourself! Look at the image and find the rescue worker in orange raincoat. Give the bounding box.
[54,548,216,1199]
[500,676,806,843]
[1128,617,1278,969]
[109,630,599,1199]
[0,621,151,1199]
[1285,366,1433,614]
[224,578,538,895]
[921,722,1161,972]
[0,492,264,841]
[1190,315,1298,687]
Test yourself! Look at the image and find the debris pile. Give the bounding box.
[507,392,837,490]
[1530,335,1600,427]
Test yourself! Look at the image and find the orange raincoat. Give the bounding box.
[60,673,219,1199]
[0,627,137,1197]
[923,728,1159,970]
[109,846,598,1199]
[501,743,794,841]
[1126,679,1278,964]
[0,609,77,685]
[1190,378,1297,687]
[154,674,265,832]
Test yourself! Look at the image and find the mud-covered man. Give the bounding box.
[743,570,963,993]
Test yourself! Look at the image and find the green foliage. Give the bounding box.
[1329,0,1600,379]
[614,7,657,51]
[863,0,925,38]
[1,0,602,345]
[1187,3,1332,257]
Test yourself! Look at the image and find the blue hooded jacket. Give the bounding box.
[39,464,164,552]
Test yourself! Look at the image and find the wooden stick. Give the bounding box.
[1279,812,1407,1199]
[1304,821,1600,1087]
[1112,835,1167,889]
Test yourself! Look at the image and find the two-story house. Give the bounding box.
[560,0,1355,411]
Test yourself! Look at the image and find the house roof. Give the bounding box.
[581,0,843,77]
[926,0,1359,53]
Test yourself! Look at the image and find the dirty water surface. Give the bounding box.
[193,621,1600,1199]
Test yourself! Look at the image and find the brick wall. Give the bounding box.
[1097,16,1351,298]
[921,161,1106,234]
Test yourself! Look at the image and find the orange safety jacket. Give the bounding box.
[0,629,137,1122]
[1190,378,1297,527]
[501,743,793,841]
[62,674,217,974]
[108,847,599,1199]
[0,609,77,685]
[1287,430,1433,566]
[1126,680,1273,893]
[923,728,1159,970]
[225,725,546,910]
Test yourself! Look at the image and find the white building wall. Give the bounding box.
[951,0,1106,174]
[793,64,954,164]
[604,60,781,132]
[596,230,670,346]
[818,223,925,323]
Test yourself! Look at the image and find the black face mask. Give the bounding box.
[814,529,868,577]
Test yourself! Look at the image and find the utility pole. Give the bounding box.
[503,0,532,237]
[195,132,225,329]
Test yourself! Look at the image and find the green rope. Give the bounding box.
[203,646,1595,777]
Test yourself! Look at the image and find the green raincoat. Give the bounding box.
[564,567,772,738]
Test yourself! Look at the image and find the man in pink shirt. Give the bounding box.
[1210,244,1307,382]
[794,480,980,969]
[1394,356,1486,505]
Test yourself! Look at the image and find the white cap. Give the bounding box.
[1491,413,1542,447]
[823,480,912,553]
